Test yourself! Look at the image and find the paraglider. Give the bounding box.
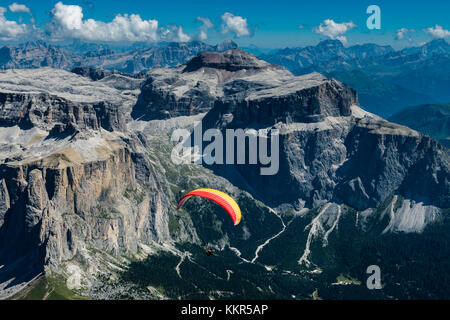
[176,188,242,226]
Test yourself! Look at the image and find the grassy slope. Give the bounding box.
[9,276,90,300]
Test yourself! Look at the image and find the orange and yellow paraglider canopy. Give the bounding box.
[176,188,242,226]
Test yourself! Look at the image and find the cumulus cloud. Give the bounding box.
[424,25,450,39]
[395,28,415,40]
[48,1,160,42]
[0,6,29,40]
[197,16,213,41]
[314,19,356,44]
[176,26,191,42]
[396,28,408,40]
[8,3,31,13]
[221,12,251,38]
[161,25,191,42]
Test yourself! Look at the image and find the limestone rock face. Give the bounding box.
[0,179,9,229]
[0,141,174,269]
[336,177,370,211]
[0,68,195,298]
[0,92,125,133]
[335,119,449,209]
[203,103,449,210]
[207,74,357,127]
[183,49,276,72]
[25,170,49,229]
[164,51,447,211]
[131,49,293,120]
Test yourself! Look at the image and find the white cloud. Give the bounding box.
[0,6,29,40]
[395,27,415,40]
[175,26,191,42]
[48,1,160,42]
[396,28,408,40]
[221,12,250,38]
[8,3,31,13]
[314,19,356,44]
[198,30,207,41]
[197,16,213,41]
[424,25,450,39]
[158,25,191,42]
[199,17,213,29]
[52,2,83,30]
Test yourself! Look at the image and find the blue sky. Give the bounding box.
[1,0,449,48]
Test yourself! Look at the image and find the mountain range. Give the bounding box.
[0,40,238,74]
[261,39,450,117]
[0,49,448,300]
[2,38,448,120]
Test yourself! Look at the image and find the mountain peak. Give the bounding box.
[19,40,49,50]
[424,38,449,49]
[183,49,271,72]
[317,39,345,48]
[215,39,239,51]
[427,38,448,45]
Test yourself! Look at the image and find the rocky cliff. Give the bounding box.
[172,51,448,212]
[0,92,126,133]
[0,69,196,298]
[131,49,292,120]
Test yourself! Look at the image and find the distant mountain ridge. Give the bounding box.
[262,39,449,74]
[0,40,238,74]
[260,39,395,72]
[326,70,433,117]
[0,40,77,70]
[2,38,448,118]
[261,39,450,117]
[389,103,450,148]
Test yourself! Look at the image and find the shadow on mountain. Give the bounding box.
[0,251,43,299]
